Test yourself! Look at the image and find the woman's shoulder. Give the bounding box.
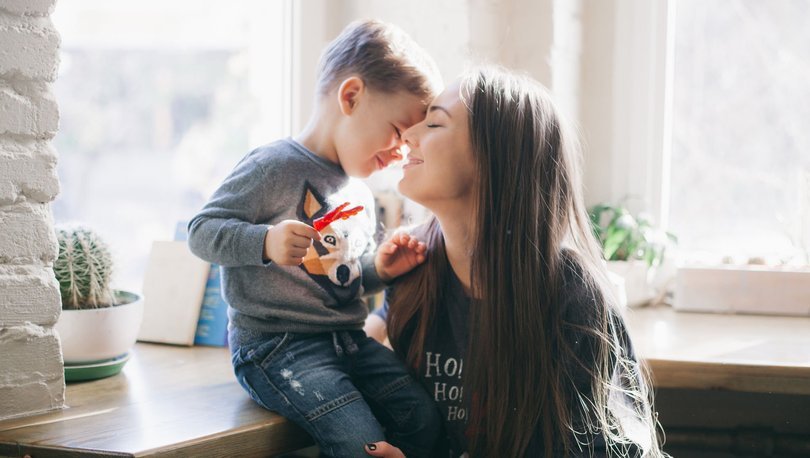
[559,249,590,290]
[557,250,603,316]
[558,250,637,356]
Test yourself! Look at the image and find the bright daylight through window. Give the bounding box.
[668,0,810,266]
[52,0,290,291]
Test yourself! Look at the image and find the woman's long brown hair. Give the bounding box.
[388,67,664,457]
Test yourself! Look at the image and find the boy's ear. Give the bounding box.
[337,76,365,116]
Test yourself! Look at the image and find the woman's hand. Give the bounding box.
[365,441,405,457]
[375,232,426,283]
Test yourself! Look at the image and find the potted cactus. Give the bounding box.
[53,226,144,381]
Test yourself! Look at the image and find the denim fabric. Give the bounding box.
[230,327,440,458]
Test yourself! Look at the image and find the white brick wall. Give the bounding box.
[0,139,60,205]
[0,0,64,420]
[0,0,56,17]
[0,324,63,417]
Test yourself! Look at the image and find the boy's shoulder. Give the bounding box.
[244,138,348,180]
[244,138,309,168]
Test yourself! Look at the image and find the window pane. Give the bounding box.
[669,0,810,264]
[52,0,289,291]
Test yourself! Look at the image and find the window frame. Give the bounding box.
[607,0,675,229]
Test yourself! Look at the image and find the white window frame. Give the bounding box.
[608,0,676,229]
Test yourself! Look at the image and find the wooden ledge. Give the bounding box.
[625,305,810,395]
[0,343,313,457]
[4,307,810,456]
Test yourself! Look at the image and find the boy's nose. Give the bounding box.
[388,145,405,161]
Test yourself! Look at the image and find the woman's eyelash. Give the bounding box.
[426,124,439,128]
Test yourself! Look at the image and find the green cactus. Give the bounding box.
[53,226,116,309]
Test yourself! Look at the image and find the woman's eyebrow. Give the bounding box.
[428,105,451,118]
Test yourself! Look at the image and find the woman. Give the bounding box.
[364,67,666,457]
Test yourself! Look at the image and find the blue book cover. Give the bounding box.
[175,220,230,347]
[174,220,190,242]
[193,265,229,347]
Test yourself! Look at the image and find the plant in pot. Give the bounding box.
[53,226,144,382]
[589,203,677,307]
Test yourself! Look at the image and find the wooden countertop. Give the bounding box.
[0,343,312,457]
[625,305,810,395]
[2,306,809,457]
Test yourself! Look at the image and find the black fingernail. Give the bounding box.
[366,443,377,451]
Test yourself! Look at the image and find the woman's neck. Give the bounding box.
[434,207,475,296]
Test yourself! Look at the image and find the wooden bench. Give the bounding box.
[625,305,810,395]
[0,343,313,457]
[3,306,810,457]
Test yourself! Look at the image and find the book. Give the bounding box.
[138,241,210,346]
[175,220,230,347]
[193,265,229,347]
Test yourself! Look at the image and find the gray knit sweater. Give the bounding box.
[188,138,384,333]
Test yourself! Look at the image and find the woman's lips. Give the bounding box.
[403,157,423,170]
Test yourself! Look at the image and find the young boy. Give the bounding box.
[187,20,442,458]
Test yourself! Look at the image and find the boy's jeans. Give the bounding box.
[230,328,440,458]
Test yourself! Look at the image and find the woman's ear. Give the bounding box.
[337,76,365,116]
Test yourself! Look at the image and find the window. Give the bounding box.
[52,0,292,291]
[667,0,810,265]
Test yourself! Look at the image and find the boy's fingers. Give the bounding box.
[289,247,308,258]
[276,256,303,266]
[290,235,313,249]
[291,222,320,241]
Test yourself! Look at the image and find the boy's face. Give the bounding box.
[334,82,428,178]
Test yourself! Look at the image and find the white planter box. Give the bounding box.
[673,266,810,316]
[606,260,654,307]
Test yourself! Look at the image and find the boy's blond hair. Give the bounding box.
[317,19,442,102]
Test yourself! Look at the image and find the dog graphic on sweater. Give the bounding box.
[297,183,372,306]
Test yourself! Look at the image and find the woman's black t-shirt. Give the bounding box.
[374,257,646,457]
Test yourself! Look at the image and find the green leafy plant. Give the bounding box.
[53,226,115,309]
[588,203,677,267]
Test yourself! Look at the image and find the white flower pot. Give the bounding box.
[606,260,654,307]
[55,291,144,364]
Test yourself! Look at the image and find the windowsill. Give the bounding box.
[0,343,313,457]
[625,305,810,395]
[3,307,809,456]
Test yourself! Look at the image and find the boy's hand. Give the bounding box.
[375,232,426,283]
[264,220,320,265]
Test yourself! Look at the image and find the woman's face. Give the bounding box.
[398,81,476,208]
